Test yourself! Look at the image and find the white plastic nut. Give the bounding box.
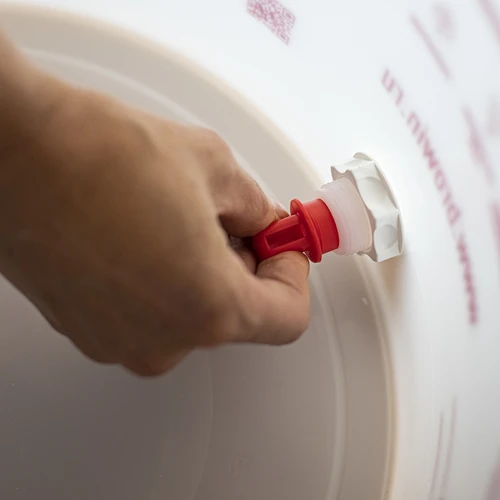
[318,153,403,262]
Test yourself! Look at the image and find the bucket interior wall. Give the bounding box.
[1,2,500,500]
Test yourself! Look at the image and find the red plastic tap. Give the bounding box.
[252,198,340,263]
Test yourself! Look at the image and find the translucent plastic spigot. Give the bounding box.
[253,153,403,263]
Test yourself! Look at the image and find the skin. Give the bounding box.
[0,34,310,376]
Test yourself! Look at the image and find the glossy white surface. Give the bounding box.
[0,6,392,500]
[1,1,500,499]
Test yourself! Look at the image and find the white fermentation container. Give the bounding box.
[0,2,499,499]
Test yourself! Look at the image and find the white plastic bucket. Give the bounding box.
[0,2,499,500]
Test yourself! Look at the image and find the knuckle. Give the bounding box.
[192,127,234,165]
[195,127,226,148]
[246,180,271,218]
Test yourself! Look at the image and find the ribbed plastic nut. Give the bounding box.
[331,153,403,262]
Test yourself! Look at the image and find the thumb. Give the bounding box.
[230,250,311,344]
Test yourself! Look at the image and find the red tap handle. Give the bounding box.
[252,198,340,263]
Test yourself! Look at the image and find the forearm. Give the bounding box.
[0,33,74,255]
[0,33,63,159]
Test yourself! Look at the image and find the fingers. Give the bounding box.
[189,126,279,237]
[229,250,311,345]
[217,169,278,237]
[188,127,310,344]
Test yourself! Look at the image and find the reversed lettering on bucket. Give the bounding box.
[382,68,479,325]
[247,0,296,45]
[410,14,452,80]
[478,0,500,48]
[429,398,457,500]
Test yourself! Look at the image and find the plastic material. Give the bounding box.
[1,3,500,500]
[253,154,403,263]
[252,198,339,262]
[0,7,392,500]
[330,153,403,262]
[318,177,373,256]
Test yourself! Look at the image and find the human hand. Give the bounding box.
[0,42,310,376]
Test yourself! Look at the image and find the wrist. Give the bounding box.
[0,33,66,159]
[0,33,79,248]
